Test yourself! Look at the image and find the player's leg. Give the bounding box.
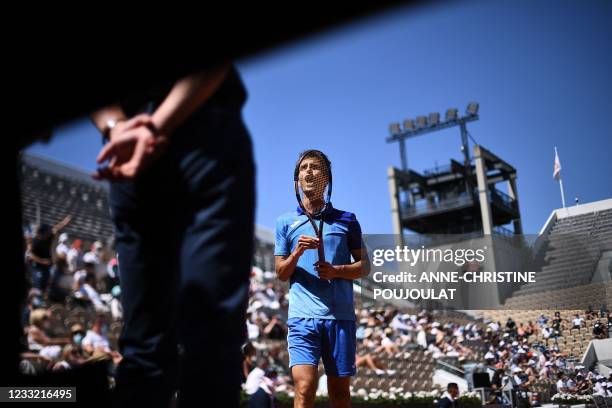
[287,318,323,408]
[327,375,351,408]
[292,365,318,408]
[321,319,356,408]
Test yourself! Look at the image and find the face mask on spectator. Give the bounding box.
[73,333,83,345]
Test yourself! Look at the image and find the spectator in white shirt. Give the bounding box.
[76,273,109,313]
[55,233,70,259]
[83,241,106,282]
[571,314,584,333]
[82,317,110,354]
[246,315,260,341]
[556,372,574,394]
[67,239,82,273]
[593,377,606,395]
[542,326,553,344]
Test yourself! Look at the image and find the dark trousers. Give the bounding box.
[31,263,50,294]
[249,388,274,408]
[109,107,255,408]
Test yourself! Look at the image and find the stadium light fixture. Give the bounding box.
[428,112,440,126]
[389,122,401,136]
[416,115,428,128]
[466,102,479,116]
[403,119,415,131]
[445,108,458,122]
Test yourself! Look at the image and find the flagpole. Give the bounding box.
[554,146,566,208]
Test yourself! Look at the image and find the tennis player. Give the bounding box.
[275,149,370,408]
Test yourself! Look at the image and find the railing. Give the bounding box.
[402,194,474,217]
[423,163,452,176]
[401,186,518,218]
[436,359,465,377]
[489,188,517,212]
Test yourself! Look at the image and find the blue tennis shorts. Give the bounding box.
[287,317,356,377]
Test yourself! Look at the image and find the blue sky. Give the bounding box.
[27,0,612,234]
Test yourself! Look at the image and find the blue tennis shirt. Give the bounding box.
[274,203,362,321]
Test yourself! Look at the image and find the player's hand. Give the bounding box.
[293,235,319,257]
[94,114,169,180]
[315,261,339,280]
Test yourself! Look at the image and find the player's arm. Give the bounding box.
[315,248,370,280]
[52,214,71,235]
[275,235,319,282]
[316,213,370,280]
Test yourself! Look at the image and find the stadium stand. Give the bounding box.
[513,202,612,297]
[20,153,113,242]
[17,152,612,404]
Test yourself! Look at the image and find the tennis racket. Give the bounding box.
[294,150,333,263]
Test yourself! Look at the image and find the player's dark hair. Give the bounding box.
[293,149,332,182]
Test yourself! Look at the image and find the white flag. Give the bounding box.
[553,148,562,181]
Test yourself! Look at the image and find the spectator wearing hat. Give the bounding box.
[575,373,591,395]
[512,366,533,389]
[539,361,554,381]
[26,309,70,359]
